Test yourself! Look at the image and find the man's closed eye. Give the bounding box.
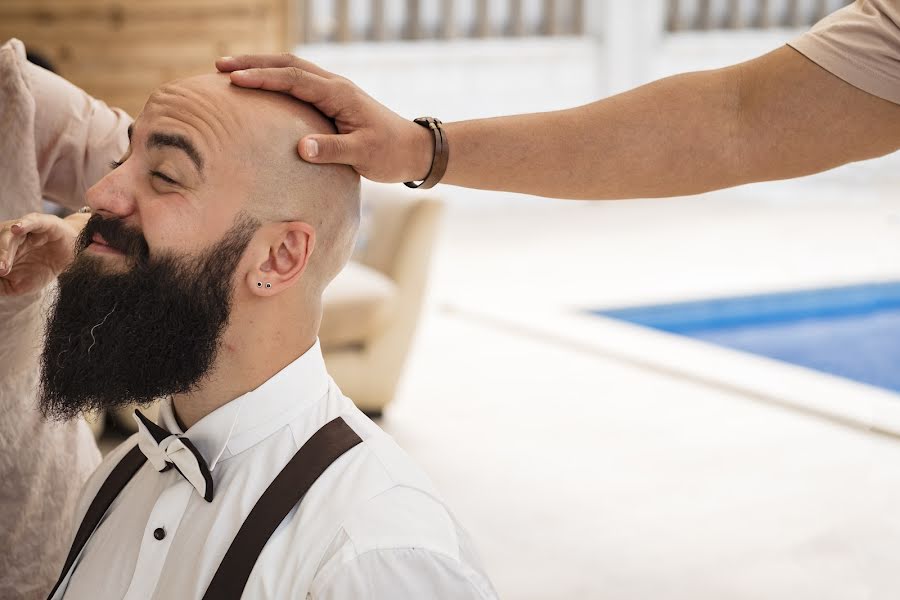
[150,171,179,185]
[110,160,179,186]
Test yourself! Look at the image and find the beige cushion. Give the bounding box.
[320,260,396,351]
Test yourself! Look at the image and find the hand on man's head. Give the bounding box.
[216,53,434,184]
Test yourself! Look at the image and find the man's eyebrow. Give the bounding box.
[146,132,205,175]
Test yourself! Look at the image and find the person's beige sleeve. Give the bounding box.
[789,0,900,105]
[0,38,124,600]
[22,42,133,209]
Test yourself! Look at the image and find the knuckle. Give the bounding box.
[334,77,356,95]
[288,67,306,84]
[328,136,345,155]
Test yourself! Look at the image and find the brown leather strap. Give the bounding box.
[46,445,147,600]
[404,117,449,190]
[202,417,362,599]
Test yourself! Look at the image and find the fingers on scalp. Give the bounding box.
[316,77,357,114]
[223,54,284,70]
[286,67,330,100]
[287,66,307,86]
[283,55,336,79]
[248,67,332,103]
[219,52,336,78]
[332,77,355,95]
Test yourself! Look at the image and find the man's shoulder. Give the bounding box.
[294,406,456,547]
[343,483,461,558]
[330,412,461,554]
[307,437,497,600]
[330,409,444,504]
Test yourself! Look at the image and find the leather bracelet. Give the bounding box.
[404,117,449,190]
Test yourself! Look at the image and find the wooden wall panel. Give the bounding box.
[0,0,289,116]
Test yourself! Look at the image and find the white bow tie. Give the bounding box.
[133,409,214,502]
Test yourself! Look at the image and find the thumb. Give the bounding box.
[298,133,365,167]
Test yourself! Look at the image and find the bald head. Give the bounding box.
[142,73,360,293]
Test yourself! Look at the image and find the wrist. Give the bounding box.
[407,122,434,182]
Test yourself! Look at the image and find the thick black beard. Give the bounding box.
[39,214,258,421]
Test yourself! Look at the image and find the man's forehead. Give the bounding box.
[136,74,246,156]
[133,74,336,180]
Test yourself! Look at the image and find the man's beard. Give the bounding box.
[39,213,258,421]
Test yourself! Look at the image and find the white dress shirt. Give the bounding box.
[53,341,497,599]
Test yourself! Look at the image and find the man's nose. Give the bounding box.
[85,166,137,218]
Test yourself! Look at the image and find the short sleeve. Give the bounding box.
[310,547,498,600]
[788,0,900,105]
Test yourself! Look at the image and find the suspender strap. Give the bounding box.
[46,445,148,600]
[203,417,362,600]
[47,417,361,600]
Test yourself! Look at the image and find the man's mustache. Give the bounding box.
[76,214,150,263]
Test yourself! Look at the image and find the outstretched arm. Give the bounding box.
[219,46,900,200]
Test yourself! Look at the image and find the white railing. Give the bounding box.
[293,0,585,44]
[291,1,853,46]
[666,0,852,31]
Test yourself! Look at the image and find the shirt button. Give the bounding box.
[153,527,166,541]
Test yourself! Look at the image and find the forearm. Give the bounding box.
[440,47,900,200]
[441,67,743,199]
[221,49,900,198]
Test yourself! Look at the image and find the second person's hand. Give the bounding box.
[217,54,434,184]
[0,211,88,297]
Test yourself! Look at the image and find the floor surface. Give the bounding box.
[375,164,900,599]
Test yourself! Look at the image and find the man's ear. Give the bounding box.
[245,221,316,295]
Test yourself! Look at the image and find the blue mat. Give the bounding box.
[594,282,900,393]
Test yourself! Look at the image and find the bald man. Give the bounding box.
[32,73,496,600]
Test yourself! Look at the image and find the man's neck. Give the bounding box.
[172,300,321,429]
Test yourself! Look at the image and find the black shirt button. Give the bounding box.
[153,527,166,541]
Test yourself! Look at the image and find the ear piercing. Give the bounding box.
[257,282,272,289]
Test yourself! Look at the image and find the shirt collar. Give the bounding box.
[157,339,329,472]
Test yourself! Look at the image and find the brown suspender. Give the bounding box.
[46,444,147,600]
[202,418,361,599]
[47,417,362,600]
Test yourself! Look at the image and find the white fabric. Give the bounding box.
[0,38,127,600]
[133,417,210,500]
[53,341,497,599]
